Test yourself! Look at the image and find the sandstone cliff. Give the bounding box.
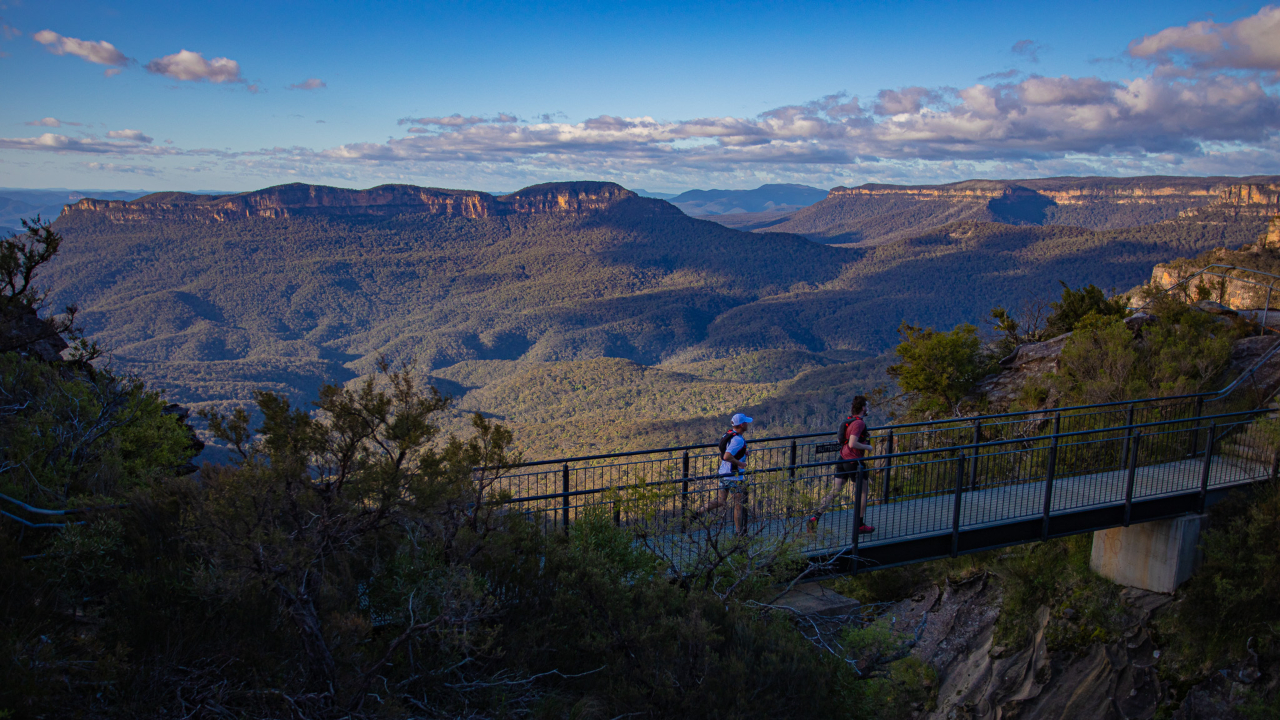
[767,175,1280,246]
[1149,226,1280,311]
[59,181,678,224]
[882,576,1263,720]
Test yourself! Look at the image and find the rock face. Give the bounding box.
[886,578,1256,720]
[1149,252,1278,311]
[59,181,678,224]
[0,305,68,361]
[975,333,1072,407]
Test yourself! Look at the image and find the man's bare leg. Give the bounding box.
[732,491,745,534]
[695,488,731,519]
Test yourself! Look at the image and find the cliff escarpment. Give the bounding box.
[60,180,678,223]
[769,175,1280,246]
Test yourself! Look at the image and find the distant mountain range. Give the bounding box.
[725,176,1280,246]
[0,188,152,236]
[667,184,829,216]
[39,177,1276,456]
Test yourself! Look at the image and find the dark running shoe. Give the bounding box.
[857,523,875,534]
[806,515,820,534]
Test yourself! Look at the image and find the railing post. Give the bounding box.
[951,452,965,558]
[613,485,621,527]
[1263,286,1272,337]
[1041,414,1061,541]
[851,475,862,575]
[968,420,981,491]
[1188,397,1204,458]
[786,440,797,517]
[1120,404,1135,470]
[882,429,894,502]
[561,463,570,535]
[1198,422,1215,514]
[1272,449,1279,482]
[1124,433,1141,527]
[680,451,690,530]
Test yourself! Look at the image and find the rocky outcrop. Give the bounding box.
[59,181,677,224]
[0,305,68,361]
[1205,183,1280,215]
[1149,254,1278,311]
[976,333,1072,407]
[882,578,1263,720]
[974,311,1279,411]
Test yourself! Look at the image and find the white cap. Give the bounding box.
[731,413,753,426]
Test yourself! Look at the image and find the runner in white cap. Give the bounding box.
[692,412,752,534]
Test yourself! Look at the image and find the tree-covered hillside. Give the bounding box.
[41,181,1271,459]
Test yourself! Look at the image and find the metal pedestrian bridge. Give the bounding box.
[478,391,1278,576]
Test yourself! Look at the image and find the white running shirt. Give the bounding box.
[718,434,747,476]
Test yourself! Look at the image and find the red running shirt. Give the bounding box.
[840,417,868,460]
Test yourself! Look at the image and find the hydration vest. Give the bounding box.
[838,416,870,449]
[718,430,747,460]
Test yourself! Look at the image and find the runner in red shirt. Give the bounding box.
[808,396,875,535]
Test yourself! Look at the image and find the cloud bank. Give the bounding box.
[1128,4,1280,73]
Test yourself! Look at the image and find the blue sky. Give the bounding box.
[2,0,1279,192]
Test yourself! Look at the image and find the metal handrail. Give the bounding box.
[497,407,1269,505]
[481,393,1215,470]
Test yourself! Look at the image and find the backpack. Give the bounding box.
[837,416,869,447]
[718,430,747,460]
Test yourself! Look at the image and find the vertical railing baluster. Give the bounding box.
[882,429,894,503]
[1198,422,1215,514]
[1124,433,1141,527]
[561,463,570,534]
[786,440,797,517]
[968,420,981,491]
[1120,404,1135,470]
[1188,396,1204,458]
[951,452,965,558]
[1263,286,1272,337]
[1041,414,1060,541]
[680,451,690,528]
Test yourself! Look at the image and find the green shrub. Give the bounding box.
[888,322,995,416]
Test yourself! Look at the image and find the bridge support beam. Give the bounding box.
[1089,513,1208,593]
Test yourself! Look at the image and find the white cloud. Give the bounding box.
[0,132,173,155]
[81,161,161,176]
[400,114,489,127]
[289,77,326,90]
[107,129,153,143]
[1128,5,1280,72]
[145,49,243,83]
[33,29,130,74]
[25,117,81,127]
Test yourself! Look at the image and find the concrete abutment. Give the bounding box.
[1089,514,1208,593]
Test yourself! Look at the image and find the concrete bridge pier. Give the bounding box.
[1089,514,1208,594]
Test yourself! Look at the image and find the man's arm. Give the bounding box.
[723,437,747,469]
[847,423,874,453]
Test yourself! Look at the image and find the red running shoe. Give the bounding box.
[857,523,875,534]
[806,515,820,534]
